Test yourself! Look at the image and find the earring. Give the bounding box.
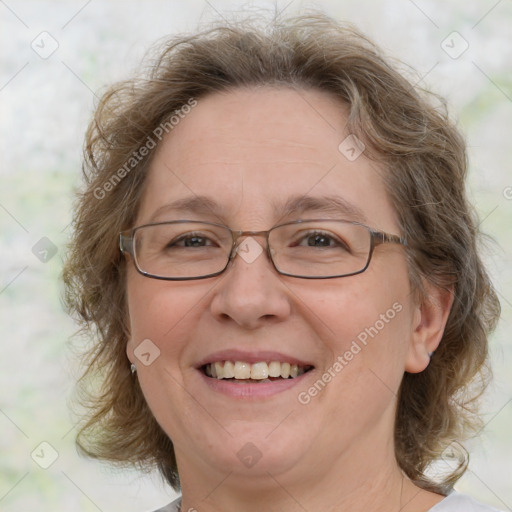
[130,363,137,374]
[428,351,434,359]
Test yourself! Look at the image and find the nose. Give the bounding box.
[209,236,292,330]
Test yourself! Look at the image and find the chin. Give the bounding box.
[195,423,310,478]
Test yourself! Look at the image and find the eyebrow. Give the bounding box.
[275,195,368,224]
[148,194,368,224]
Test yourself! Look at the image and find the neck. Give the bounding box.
[176,438,442,512]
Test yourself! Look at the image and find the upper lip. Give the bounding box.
[195,349,315,369]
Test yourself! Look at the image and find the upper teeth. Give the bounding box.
[204,361,308,380]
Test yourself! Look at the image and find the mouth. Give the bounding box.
[201,360,314,383]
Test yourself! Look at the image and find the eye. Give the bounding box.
[295,230,350,251]
[167,232,216,248]
[305,232,334,247]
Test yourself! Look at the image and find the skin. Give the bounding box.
[126,87,454,512]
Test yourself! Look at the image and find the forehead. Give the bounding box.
[137,86,397,231]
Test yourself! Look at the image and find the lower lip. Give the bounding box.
[198,370,312,399]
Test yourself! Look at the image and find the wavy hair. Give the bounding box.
[62,12,500,492]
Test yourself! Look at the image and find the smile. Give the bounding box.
[203,360,314,382]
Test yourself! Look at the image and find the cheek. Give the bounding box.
[295,259,413,388]
[305,269,409,344]
[290,277,413,443]
[125,274,208,436]
[126,272,207,364]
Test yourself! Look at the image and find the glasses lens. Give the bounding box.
[133,222,232,279]
[269,220,371,278]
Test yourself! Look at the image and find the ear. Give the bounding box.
[405,281,454,373]
[123,305,134,363]
[126,337,135,364]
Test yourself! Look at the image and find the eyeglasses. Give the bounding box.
[119,219,407,280]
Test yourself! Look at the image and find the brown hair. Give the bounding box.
[62,12,500,493]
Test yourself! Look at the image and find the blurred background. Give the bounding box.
[0,0,511,511]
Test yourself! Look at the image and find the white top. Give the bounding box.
[152,491,504,511]
[430,492,504,511]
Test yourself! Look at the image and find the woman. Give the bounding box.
[63,13,502,512]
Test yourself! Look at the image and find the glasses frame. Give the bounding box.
[119,218,407,281]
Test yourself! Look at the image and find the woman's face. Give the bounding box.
[126,87,431,486]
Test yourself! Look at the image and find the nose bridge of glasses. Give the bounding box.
[229,229,273,260]
[233,229,270,240]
